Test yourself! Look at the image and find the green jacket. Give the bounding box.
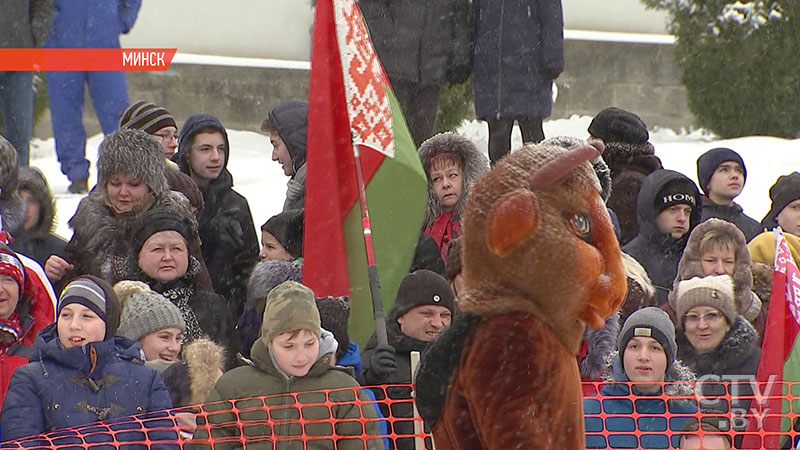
[193,338,382,450]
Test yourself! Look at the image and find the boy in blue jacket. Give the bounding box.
[1,275,174,442]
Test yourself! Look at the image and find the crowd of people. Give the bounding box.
[0,1,796,449]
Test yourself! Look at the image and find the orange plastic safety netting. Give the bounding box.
[2,381,799,449]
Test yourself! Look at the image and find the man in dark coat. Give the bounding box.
[175,114,259,321]
[362,269,455,450]
[0,0,52,166]
[471,0,564,163]
[696,147,762,241]
[360,0,472,146]
[623,169,702,306]
[261,101,308,211]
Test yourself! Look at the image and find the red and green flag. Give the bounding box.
[744,228,800,448]
[303,0,428,346]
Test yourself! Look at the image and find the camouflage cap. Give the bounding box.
[261,281,321,342]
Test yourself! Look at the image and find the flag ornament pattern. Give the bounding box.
[334,0,394,157]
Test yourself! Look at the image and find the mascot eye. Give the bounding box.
[567,212,592,242]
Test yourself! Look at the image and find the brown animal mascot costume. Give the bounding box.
[415,140,628,449]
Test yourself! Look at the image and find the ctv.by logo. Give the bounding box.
[695,374,780,429]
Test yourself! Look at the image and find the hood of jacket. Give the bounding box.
[633,169,702,249]
[175,114,234,190]
[604,350,696,397]
[18,167,56,238]
[30,323,145,379]
[248,331,334,382]
[268,101,308,171]
[668,218,761,321]
[676,315,759,376]
[418,132,489,228]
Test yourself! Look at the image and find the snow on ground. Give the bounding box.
[28,116,798,241]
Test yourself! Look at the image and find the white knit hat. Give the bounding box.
[674,275,736,327]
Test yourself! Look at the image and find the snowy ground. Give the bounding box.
[28,116,799,241]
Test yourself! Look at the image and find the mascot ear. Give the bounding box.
[486,190,540,258]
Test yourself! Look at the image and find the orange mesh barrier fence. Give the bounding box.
[2,382,799,449]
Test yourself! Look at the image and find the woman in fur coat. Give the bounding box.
[43,129,205,291]
[418,132,489,260]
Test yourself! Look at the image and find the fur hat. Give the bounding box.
[119,101,177,135]
[654,177,698,213]
[118,290,186,341]
[674,275,736,327]
[0,135,19,201]
[418,132,489,228]
[97,129,168,196]
[588,107,649,145]
[316,296,350,359]
[59,275,121,339]
[247,259,303,311]
[762,172,800,230]
[0,244,25,292]
[131,207,194,256]
[542,136,613,203]
[260,281,320,343]
[261,208,304,258]
[391,269,455,321]
[696,147,746,194]
[618,307,677,368]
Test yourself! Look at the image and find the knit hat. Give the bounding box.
[58,275,121,339]
[654,178,697,213]
[261,208,304,258]
[588,107,649,145]
[118,290,186,341]
[0,244,25,291]
[674,275,736,327]
[0,135,19,201]
[316,296,350,359]
[391,269,455,321]
[97,129,168,196]
[762,172,800,230]
[696,147,746,194]
[119,101,177,135]
[131,207,194,256]
[260,281,321,342]
[618,307,677,368]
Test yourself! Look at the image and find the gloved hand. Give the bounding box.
[369,344,397,380]
[210,207,244,249]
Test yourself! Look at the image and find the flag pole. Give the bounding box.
[352,142,389,347]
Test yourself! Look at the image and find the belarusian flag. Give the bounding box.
[743,228,800,448]
[303,0,427,345]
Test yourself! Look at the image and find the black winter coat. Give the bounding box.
[362,320,433,450]
[623,170,702,305]
[360,0,472,86]
[471,0,564,119]
[699,197,762,242]
[175,114,259,320]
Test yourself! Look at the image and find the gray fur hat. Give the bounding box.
[418,132,489,228]
[618,307,677,368]
[119,290,186,341]
[97,128,168,196]
[0,135,19,201]
[246,259,303,321]
[542,136,612,202]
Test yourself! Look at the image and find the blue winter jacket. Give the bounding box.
[45,0,141,48]
[584,359,697,449]
[1,323,174,442]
